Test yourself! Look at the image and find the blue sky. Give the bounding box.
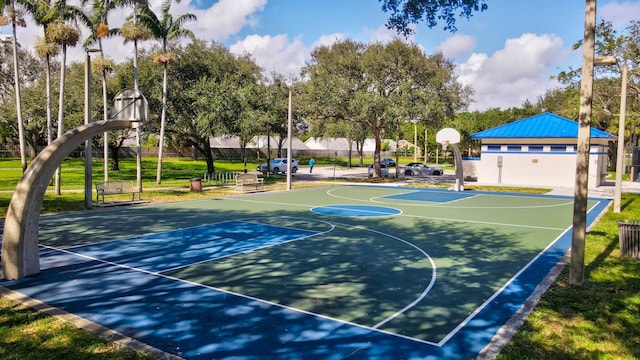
[9,0,640,111]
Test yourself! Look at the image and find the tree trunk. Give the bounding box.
[55,44,68,195]
[373,126,382,177]
[156,63,168,184]
[109,143,121,171]
[11,20,26,173]
[202,137,216,176]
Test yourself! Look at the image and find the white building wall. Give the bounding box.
[473,143,609,189]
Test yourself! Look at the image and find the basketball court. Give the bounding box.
[0,185,610,359]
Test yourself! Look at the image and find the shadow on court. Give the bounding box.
[0,187,610,359]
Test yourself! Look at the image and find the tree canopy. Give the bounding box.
[301,38,470,177]
[379,0,488,36]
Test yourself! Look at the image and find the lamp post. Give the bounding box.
[414,121,419,162]
[614,62,628,213]
[570,0,597,286]
[286,88,293,190]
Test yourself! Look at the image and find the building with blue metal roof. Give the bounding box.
[468,113,615,188]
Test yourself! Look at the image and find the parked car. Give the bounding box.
[381,158,396,167]
[257,158,299,174]
[400,162,443,176]
[368,163,389,178]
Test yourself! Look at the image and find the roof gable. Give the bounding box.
[470,112,614,139]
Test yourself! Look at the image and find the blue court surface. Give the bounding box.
[0,185,611,359]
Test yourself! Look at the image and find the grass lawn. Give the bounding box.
[497,193,640,359]
[1,157,639,359]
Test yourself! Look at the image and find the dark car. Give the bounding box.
[381,158,396,167]
[400,162,443,176]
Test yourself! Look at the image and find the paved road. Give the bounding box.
[292,165,640,199]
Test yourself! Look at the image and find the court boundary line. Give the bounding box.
[437,226,571,346]
[477,197,612,357]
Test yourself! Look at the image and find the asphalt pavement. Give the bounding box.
[290,165,640,199]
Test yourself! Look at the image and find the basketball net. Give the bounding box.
[441,140,450,151]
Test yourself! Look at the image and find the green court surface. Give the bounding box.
[1,185,609,359]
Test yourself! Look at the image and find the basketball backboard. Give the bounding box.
[112,89,148,128]
[436,128,461,145]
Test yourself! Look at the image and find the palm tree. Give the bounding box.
[45,1,89,194]
[117,0,150,90]
[116,0,150,193]
[138,0,195,184]
[22,0,60,153]
[0,0,28,172]
[83,0,118,181]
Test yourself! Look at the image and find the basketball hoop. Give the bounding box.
[441,140,450,151]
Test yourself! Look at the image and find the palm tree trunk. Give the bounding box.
[11,20,27,173]
[45,56,52,146]
[156,63,168,184]
[133,38,142,192]
[55,44,67,195]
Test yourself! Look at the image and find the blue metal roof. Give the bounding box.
[470,112,614,139]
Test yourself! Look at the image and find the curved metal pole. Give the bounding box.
[450,143,465,191]
[2,120,132,280]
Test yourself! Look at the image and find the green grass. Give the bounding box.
[0,296,155,360]
[1,157,639,359]
[498,193,640,360]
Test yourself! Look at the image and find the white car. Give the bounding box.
[368,164,389,178]
[400,162,443,176]
[257,158,299,174]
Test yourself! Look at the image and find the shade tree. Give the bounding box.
[302,38,470,177]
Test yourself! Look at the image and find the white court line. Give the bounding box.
[365,226,437,329]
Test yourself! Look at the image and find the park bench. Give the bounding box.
[95,180,141,203]
[235,173,264,192]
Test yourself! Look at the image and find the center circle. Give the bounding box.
[310,204,402,217]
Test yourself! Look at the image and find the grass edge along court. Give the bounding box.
[0,186,636,356]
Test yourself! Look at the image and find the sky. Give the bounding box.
[6,0,640,111]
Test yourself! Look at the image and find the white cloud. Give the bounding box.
[12,0,268,65]
[437,34,476,58]
[363,24,414,43]
[456,33,567,111]
[187,0,267,41]
[599,1,640,29]
[230,34,307,79]
[312,33,345,49]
